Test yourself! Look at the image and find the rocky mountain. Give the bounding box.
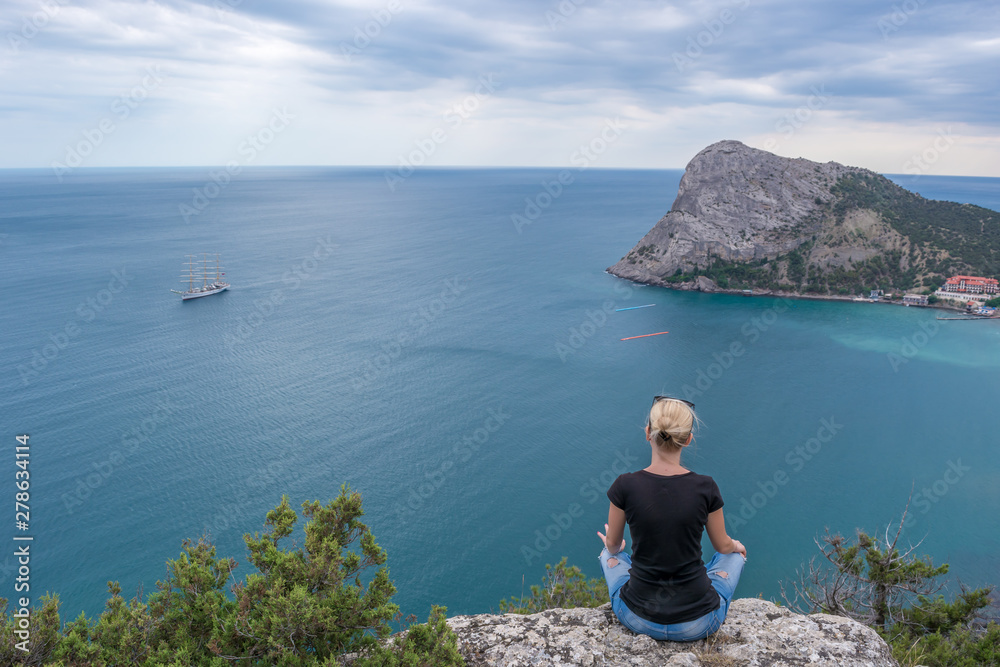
[607,141,999,295]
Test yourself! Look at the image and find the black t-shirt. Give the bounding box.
[607,469,724,624]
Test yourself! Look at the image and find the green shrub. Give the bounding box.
[499,557,608,614]
[356,606,462,667]
[1,486,461,666]
[781,508,998,667]
[892,623,1000,667]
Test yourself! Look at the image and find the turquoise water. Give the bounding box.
[1,167,998,623]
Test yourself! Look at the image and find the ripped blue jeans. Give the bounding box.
[598,547,745,641]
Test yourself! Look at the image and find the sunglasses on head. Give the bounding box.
[648,396,695,427]
[651,396,695,409]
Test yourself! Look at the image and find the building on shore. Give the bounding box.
[941,275,999,295]
[935,290,993,304]
[934,274,999,305]
[903,294,929,306]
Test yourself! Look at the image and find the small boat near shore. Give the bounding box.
[171,253,229,300]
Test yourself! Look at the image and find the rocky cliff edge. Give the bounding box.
[445,598,899,667]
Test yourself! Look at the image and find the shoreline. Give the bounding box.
[607,271,985,314]
[730,288,963,312]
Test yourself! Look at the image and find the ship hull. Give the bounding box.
[181,285,229,300]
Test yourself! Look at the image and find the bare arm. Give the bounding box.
[706,508,747,556]
[603,503,626,553]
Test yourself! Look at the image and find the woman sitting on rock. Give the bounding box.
[598,396,747,640]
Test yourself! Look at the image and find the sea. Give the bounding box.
[1,166,998,625]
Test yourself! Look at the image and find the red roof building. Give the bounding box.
[942,275,999,294]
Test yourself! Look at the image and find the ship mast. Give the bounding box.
[174,253,227,297]
[185,255,196,291]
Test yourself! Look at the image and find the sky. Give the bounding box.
[1,0,998,176]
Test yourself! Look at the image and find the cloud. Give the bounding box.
[0,0,996,174]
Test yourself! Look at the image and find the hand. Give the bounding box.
[597,523,625,555]
[731,539,747,558]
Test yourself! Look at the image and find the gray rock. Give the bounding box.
[445,598,898,667]
[606,140,901,287]
[693,275,719,292]
[669,275,719,292]
[664,652,702,666]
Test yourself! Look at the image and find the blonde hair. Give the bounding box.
[647,399,697,453]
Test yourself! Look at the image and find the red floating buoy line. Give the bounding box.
[620,331,670,341]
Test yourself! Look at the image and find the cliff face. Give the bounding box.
[444,598,899,666]
[607,140,997,293]
[607,140,854,285]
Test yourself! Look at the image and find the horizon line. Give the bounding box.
[0,165,996,180]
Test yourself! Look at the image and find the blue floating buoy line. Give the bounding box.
[616,303,668,340]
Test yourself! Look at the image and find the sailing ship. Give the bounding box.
[171,253,229,300]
